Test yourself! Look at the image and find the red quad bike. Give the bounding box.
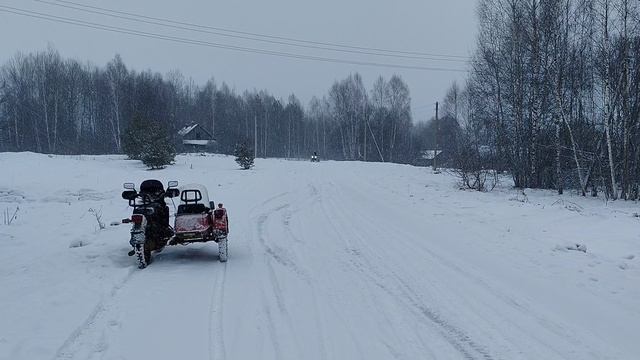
[170,184,229,262]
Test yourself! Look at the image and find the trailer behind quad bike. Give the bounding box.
[170,184,229,262]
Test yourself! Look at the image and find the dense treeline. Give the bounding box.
[449,0,640,199]
[0,48,429,164]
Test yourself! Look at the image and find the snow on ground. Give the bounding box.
[0,152,638,360]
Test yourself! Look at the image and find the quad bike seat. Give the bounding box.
[177,203,209,215]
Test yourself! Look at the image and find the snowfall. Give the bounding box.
[0,153,638,360]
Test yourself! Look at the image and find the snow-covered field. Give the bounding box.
[0,152,638,360]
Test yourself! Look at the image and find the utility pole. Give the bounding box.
[211,92,215,139]
[264,109,268,158]
[363,102,367,162]
[288,113,292,159]
[254,114,258,159]
[433,101,439,171]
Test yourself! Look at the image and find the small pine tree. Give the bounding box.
[140,123,176,169]
[234,142,254,170]
[123,114,175,169]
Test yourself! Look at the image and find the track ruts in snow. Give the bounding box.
[52,268,136,360]
[208,262,227,360]
[319,181,496,360]
[336,178,607,358]
[248,193,303,359]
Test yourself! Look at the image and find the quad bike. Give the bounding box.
[311,152,320,162]
[169,184,229,262]
[121,180,180,269]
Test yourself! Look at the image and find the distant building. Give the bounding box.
[415,149,445,167]
[177,123,215,152]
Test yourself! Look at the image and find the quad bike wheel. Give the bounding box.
[135,243,152,269]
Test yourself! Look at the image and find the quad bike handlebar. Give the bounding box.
[121,181,179,208]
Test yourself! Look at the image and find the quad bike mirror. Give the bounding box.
[122,190,137,200]
[165,188,180,198]
[167,180,178,188]
[123,182,135,190]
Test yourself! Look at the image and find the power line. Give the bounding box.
[34,0,469,64]
[39,0,471,61]
[0,5,469,73]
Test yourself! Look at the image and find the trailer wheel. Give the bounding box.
[218,237,228,262]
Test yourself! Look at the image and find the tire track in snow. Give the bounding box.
[252,186,337,360]
[237,201,278,358]
[52,267,136,360]
[320,181,496,360]
[259,286,284,359]
[317,204,413,358]
[339,178,608,359]
[253,194,306,359]
[311,181,403,360]
[208,262,227,360]
[257,203,311,282]
[295,182,332,360]
[325,182,495,359]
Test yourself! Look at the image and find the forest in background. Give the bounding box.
[2,0,640,200]
[0,48,444,165]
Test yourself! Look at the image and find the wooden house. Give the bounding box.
[177,123,215,152]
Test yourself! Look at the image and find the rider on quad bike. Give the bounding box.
[138,180,171,235]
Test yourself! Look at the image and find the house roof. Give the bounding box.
[419,150,443,160]
[178,123,199,137]
[178,123,200,136]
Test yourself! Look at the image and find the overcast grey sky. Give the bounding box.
[0,0,477,121]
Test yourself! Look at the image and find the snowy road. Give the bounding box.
[1,154,638,359]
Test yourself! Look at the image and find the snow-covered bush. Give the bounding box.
[88,208,105,230]
[450,130,498,192]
